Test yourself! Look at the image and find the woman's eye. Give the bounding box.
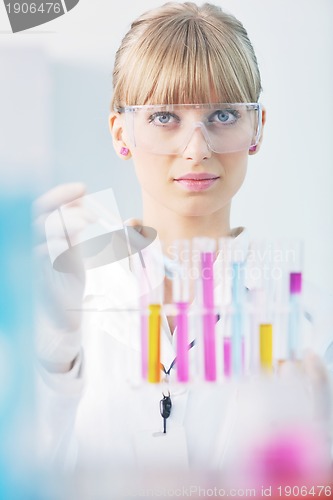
[209,109,240,124]
[148,112,179,126]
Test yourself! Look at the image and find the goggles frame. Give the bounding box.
[117,103,262,155]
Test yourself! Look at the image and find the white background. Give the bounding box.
[0,0,332,292]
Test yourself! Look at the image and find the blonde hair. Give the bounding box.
[111,2,262,109]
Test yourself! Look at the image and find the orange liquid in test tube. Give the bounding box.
[148,304,161,383]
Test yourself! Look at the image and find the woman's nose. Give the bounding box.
[181,125,212,161]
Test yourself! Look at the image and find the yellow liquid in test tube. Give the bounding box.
[148,304,161,383]
[260,324,273,372]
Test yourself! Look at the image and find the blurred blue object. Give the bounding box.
[0,194,37,499]
[0,44,52,500]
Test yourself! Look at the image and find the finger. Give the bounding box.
[35,205,97,244]
[124,217,143,233]
[49,205,97,236]
[33,183,86,216]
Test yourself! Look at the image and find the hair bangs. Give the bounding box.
[121,22,253,106]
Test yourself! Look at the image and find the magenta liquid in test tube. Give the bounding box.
[175,302,189,382]
[200,245,217,382]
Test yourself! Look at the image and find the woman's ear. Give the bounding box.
[249,106,266,155]
[109,112,132,160]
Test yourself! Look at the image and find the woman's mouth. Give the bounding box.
[174,173,220,192]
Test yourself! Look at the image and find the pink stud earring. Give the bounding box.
[120,147,129,156]
[249,145,257,152]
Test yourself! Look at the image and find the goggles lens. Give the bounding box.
[121,103,262,155]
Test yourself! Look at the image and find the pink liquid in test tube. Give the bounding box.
[201,252,216,382]
[175,302,189,382]
[223,336,245,378]
[203,311,217,381]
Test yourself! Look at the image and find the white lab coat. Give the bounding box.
[36,228,333,476]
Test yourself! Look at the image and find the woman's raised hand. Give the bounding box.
[33,183,93,373]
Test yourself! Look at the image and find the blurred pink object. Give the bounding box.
[248,426,331,486]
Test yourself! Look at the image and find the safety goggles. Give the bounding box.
[118,103,262,155]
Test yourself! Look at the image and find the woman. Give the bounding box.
[35,1,331,482]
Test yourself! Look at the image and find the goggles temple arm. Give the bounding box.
[254,103,262,146]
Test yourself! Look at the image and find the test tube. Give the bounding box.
[287,272,302,360]
[223,328,232,378]
[215,238,232,379]
[271,239,303,364]
[172,240,191,383]
[231,261,245,377]
[175,302,189,382]
[140,296,148,380]
[248,239,282,374]
[137,238,164,383]
[194,238,217,382]
[202,251,217,381]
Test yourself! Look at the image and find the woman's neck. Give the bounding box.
[141,197,232,255]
